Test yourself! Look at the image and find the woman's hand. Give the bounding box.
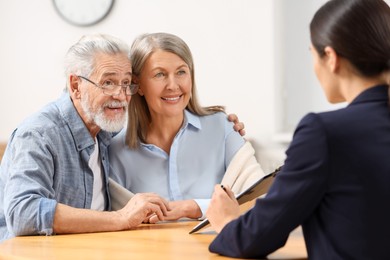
[147,200,202,223]
[206,185,240,233]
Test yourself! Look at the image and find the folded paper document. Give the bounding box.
[189,166,281,234]
[109,178,135,211]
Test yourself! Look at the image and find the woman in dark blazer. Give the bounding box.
[206,0,390,259]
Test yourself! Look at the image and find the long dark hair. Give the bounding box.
[310,0,390,78]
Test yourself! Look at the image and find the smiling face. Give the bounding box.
[137,50,192,120]
[74,52,132,133]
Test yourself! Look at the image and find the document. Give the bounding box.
[109,178,135,211]
[189,166,281,234]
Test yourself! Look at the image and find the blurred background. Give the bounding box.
[2,0,368,171]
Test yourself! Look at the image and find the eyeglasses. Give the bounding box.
[77,76,139,96]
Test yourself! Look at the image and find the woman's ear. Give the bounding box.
[132,76,144,96]
[69,75,81,99]
[324,46,339,73]
[137,87,144,96]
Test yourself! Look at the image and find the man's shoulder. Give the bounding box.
[14,98,67,139]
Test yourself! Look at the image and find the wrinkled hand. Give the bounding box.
[116,193,170,229]
[228,114,246,136]
[147,200,202,223]
[206,185,240,233]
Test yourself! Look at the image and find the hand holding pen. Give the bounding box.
[191,167,280,234]
[206,184,241,233]
[219,185,239,203]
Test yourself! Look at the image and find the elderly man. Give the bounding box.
[0,34,173,241]
[0,34,245,241]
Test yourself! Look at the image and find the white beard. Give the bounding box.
[81,92,127,133]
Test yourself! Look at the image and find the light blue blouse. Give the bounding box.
[109,110,245,217]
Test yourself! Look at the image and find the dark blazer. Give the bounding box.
[209,85,390,259]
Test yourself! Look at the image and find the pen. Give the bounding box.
[188,184,228,234]
[189,166,281,234]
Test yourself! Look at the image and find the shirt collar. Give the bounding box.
[184,109,201,130]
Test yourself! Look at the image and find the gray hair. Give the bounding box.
[126,32,224,148]
[130,32,194,80]
[63,34,130,88]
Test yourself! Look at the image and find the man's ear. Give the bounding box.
[69,75,81,99]
[324,46,339,73]
[132,75,139,84]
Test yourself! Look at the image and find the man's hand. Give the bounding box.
[206,185,240,233]
[228,114,246,136]
[116,193,170,229]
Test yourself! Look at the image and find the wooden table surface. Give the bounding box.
[0,220,307,260]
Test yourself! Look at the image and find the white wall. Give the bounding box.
[274,0,345,135]
[1,0,389,178]
[6,0,363,172]
[0,0,275,143]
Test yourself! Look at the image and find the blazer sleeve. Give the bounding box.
[209,113,330,258]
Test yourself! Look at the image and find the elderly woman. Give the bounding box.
[109,32,264,222]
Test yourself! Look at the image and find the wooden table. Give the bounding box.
[0,221,306,260]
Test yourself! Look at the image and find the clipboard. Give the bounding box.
[189,166,282,234]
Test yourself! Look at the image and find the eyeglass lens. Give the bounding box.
[78,76,138,96]
[103,84,138,96]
